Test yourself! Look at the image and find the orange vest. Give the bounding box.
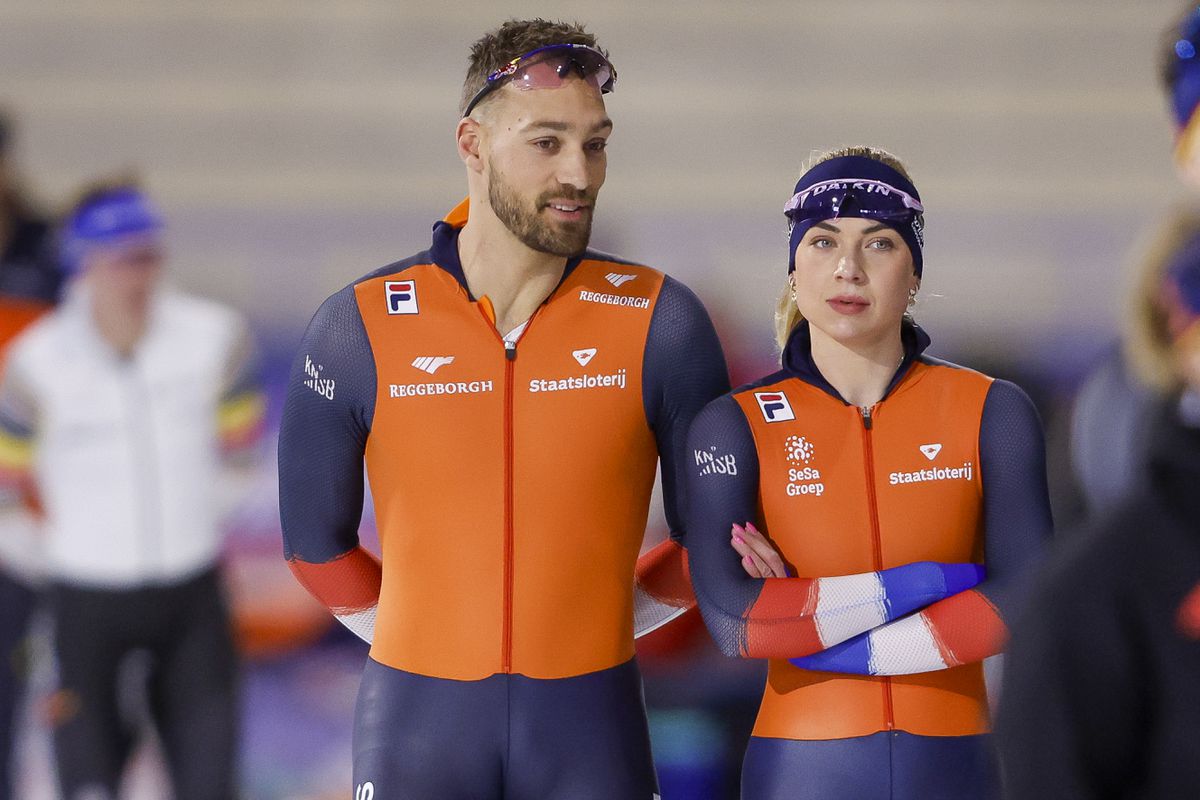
[735,359,993,739]
[355,204,666,680]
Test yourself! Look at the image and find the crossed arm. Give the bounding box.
[684,380,1052,673]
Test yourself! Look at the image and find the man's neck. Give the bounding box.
[456,214,568,336]
[808,327,904,409]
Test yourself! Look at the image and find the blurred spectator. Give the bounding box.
[1069,4,1200,519]
[0,109,61,310]
[0,177,265,800]
[995,222,1200,798]
[1070,210,1200,515]
[0,106,60,800]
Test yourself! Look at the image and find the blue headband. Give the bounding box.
[1172,10,1200,130]
[63,187,164,273]
[785,155,924,276]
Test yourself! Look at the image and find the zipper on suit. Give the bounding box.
[502,339,516,672]
[858,403,895,730]
[475,302,537,675]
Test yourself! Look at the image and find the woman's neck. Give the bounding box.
[808,325,905,409]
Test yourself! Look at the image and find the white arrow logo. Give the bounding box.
[572,348,597,366]
[605,272,636,288]
[919,443,942,461]
[411,356,455,374]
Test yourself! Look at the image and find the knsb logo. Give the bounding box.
[411,356,454,375]
[605,272,636,288]
[355,782,374,800]
[302,355,335,400]
[572,348,597,366]
[919,443,942,461]
[755,392,795,423]
[695,447,737,477]
[385,280,418,315]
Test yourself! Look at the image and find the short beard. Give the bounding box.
[488,167,593,257]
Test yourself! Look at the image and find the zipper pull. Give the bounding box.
[505,340,517,361]
[860,405,873,430]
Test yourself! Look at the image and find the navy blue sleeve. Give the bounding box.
[643,276,731,540]
[978,379,1054,618]
[682,394,764,655]
[278,285,377,563]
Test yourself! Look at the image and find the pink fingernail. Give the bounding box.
[734,536,745,544]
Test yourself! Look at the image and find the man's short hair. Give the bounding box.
[460,19,603,117]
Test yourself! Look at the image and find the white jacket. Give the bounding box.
[1,283,252,587]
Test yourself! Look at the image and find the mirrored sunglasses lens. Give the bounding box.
[511,50,611,92]
[790,189,917,222]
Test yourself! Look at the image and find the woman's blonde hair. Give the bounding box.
[774,146,915,349]
[1123,207,1200,392]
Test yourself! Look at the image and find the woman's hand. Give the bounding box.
[731,522,790,578]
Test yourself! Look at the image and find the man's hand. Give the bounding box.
[731,522,789,578]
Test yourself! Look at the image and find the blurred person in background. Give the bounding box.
[685,147,1052,799]
[278,17,729,799]
[1069,3,1200,518]
[0,178,265,800]
[995,239,1200,798]
[0,107,61,800]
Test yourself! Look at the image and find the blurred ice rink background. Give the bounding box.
[0,1,1187,797]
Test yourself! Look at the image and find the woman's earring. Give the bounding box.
[908,286,918,306]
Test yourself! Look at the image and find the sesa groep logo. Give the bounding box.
[755,391,795,423]
[385,280,418,315]
[783,434,824,497]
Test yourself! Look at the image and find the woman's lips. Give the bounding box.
[827,295,869,315]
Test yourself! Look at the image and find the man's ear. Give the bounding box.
[457,117,485,174]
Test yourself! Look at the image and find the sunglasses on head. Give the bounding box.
[463,43,617,118]
[784,179,924,230]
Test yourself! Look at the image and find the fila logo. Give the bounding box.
[755,391,795,423]
[572,348,597,366]
[411,356,454,374]
[919,443,942,461]
[355,783,374,800]
[605,272,636,288]
[385,280,418,315]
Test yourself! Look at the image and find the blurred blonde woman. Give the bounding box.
[1071,208,1200,515]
